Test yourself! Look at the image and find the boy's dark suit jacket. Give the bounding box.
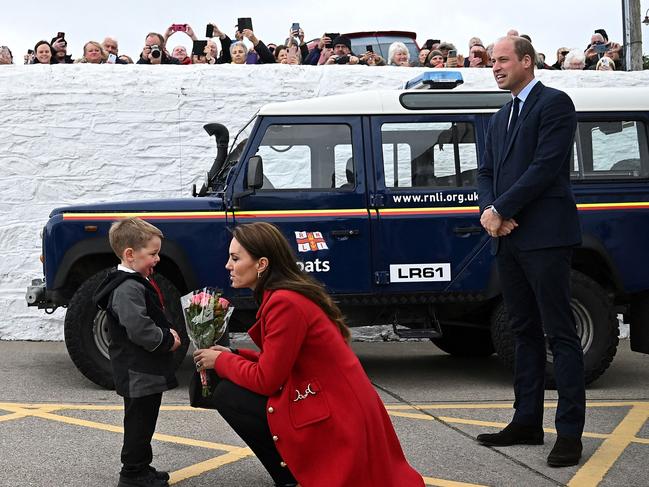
[477,81,582,253]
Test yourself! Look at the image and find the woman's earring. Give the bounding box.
[257,272,261,279]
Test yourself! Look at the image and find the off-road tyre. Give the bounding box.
[490,270,618,388]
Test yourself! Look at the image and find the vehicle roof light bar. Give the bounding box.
[404,71,464,90]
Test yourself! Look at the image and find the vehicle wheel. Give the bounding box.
[431,326,495,357]
[64,269,189,389]
[490,270,619,388]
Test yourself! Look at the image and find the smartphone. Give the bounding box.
[324,32,339,48]
[291,22,300,34]
[172,24,187,32]
[28,49,34,54]
[366,44,373,53]
[424,39,434,50]
[594,43,607,54]
[237,17,253,32]
[57,32,65,40]
[107,53,117,64]
[192,40,208,56]
[206,24,214,38]
[448,49,457,58]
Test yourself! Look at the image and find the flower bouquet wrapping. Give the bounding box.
[180,288,234,398]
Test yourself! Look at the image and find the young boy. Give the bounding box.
[93,218,181,487]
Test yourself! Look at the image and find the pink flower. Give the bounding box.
[218,297,229,310]
[191,291,213,306]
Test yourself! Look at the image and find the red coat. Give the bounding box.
[215,289,424,487]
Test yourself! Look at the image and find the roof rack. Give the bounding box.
[404,71,464,90]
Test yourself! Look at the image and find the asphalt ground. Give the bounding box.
[1,338,648,487]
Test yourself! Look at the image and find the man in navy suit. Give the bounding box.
[476,36,585,467]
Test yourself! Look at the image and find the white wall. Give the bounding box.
[2,64,648,341]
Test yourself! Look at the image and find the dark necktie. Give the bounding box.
[507,97,520,136]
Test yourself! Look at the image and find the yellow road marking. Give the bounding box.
[568,404,649,487]
[0,411,29,422]
[169,449,254,484]
[1,401,648,486]
[422,477,488,487]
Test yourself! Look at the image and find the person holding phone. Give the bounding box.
[237,27,275,64]
[584,32,607,69]
[50,34,73,64]
[304,32,332,65]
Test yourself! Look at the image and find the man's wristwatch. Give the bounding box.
[485,205,500,217]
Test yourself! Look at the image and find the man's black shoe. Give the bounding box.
[148,466,170,482]
[476,422,544,446]
[547,435,582,467]
[117,470,168,487]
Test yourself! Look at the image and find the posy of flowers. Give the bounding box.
[180,287,233,396]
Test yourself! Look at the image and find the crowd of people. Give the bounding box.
[0,23,624,71]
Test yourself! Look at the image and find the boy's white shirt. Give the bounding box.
[117,264,135,273]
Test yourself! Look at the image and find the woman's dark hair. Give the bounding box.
[273,45,288,61]
[33,40,53,64]
[232,222,351,342]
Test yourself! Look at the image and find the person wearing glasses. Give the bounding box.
[552,47,570,70]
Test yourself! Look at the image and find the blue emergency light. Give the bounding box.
[405,71,464,90]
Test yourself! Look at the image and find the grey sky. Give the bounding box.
[2,0,648,63]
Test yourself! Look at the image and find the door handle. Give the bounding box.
[453,226,483,235]
[331,229,360,239]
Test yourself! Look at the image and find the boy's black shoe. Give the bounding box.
[148,466,170,482]
[117,470,168,487]
[547,435,582,467]
[476,422,544,446]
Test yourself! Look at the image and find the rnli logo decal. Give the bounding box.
[295,231,329,253]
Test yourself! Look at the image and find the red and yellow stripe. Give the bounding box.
[61,202,649,222]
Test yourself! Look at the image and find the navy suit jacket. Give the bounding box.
[477,81,582,252]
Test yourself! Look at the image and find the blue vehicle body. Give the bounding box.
[27,85,649,388]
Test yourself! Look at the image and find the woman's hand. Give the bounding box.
[193,348,222,370]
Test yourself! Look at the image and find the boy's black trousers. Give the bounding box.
[121,393,162,477]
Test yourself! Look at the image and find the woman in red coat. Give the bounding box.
[194,222,423,487]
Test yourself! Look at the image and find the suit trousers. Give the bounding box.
[214,379,298,487]
[497,237,585,438]
[121,392,162,476]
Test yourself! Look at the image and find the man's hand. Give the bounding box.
[348,55,359,65]
[52,38,66,53]
[169,329,181,352]
[495,218,518,237]
[480,208,503,237]
[318,34,331,50]
[241,29,258,46]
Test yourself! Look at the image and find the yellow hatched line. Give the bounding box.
[386,400,649,411]
[568,404,649,487]
[169,449,254,484]
[3,405,243,453]
[422,476,488,487]
[0,411,30,422]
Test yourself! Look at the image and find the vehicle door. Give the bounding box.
[369,114,492,293]
[230,116,372,294]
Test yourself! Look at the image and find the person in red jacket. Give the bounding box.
[194,222,424,487]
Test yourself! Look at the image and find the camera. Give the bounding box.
[150,44,162,59]
[334,55,350,64]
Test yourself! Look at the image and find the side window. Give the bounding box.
[574,120,648,180]
[254,124,354,190]
[381,122,478,189]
